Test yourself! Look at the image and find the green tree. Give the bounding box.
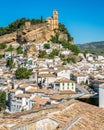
[31,19,41,25]
[61,40,70,49]
[50,33,59,43]
[23,51,27,57]
[49,49,59,59]
[40,16,43,23]
[67,57,76,63]
[0,43,7,49]
[68,44,80,55]
[51,49,59,56]
[0,17,43,36]
[60,40,80,55]
[0,91,6,110]
[15,67,32,79]
[0,54,4,59]
[58,23,72,41]
[59,54,65,60]
[16,46,23,54]
[6,57,14,69]
[6,45,14,52]
[44,44,50,49]
[38,50,47,58]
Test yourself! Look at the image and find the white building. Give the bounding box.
[86,53,94,62]
[60,50,70,56]
[99,84,104,108]
[5,52,12,59]
[71,73,88,85]
[53,78,76,92]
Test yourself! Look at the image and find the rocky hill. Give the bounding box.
[16,23,55,44]
[77,41,104,56]
[0,32,17,44]
[0,23,54,44]
[77,41,104,49]
[0,10,73,45]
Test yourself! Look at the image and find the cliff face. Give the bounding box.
[0,23,54,44]
[17,23,54,44]
[0,32,17,44]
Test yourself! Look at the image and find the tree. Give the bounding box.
[15,67,32,79]
[50,33,59,43]
[6,45,14,52]
[49,49,59,59]
[59,54,65,60]
[0,43,7,49]
[6,57,14,69]
[67,57,76,63]
[0,54,4,59]
[0,17,43,36]
[31,18,41,25]
[23,51,27,57]
[16,46,23,54]
[40,16,43,23]
[0,91,6,110]
[58,23,72,41]
[68,44,80,55]
[38,50,47,58]
[61,40,70,49]
[44,44,50,49]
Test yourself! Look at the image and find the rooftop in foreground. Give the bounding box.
[1,100,104,130]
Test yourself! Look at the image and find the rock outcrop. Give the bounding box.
[17,23,54,44]
[0,32,16,44]
[0,23,54,44]
[27,44,38,54]
[58,33,68,41]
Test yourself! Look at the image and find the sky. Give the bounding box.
[0,0,104,44]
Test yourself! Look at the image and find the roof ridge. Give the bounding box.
[62,114,83,130]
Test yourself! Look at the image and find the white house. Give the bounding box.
[60,50,70,56]
[8,89,23,112]
[99,84,104,108]
[86,53,94,62]
[38,73,56,88]
[98,56,104,61]
[53,69,70,79]
[71,73,88,85]
[5,52,12,59]
[53,78,76,92]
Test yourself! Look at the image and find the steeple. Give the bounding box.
[53,10,58,20]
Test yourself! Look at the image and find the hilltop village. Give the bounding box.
[0,10,104,130]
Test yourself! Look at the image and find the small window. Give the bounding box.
[72,83,74,86]
[67,87,69,89]
[67,83,69,86]
[62,83,64,86]
[72,87,74,90]
[63,87,64,90]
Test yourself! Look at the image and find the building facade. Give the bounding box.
[46,10,58,30]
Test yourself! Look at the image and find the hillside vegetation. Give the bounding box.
[0,17,43,36]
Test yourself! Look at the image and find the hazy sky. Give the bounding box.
[0,0,104,44]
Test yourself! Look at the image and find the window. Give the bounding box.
[72,83,74,86]
[67,87,69,90]
[55,83,60,86]
[72,87,74,90]
[67,83,69,86]
[62,83,64,86]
